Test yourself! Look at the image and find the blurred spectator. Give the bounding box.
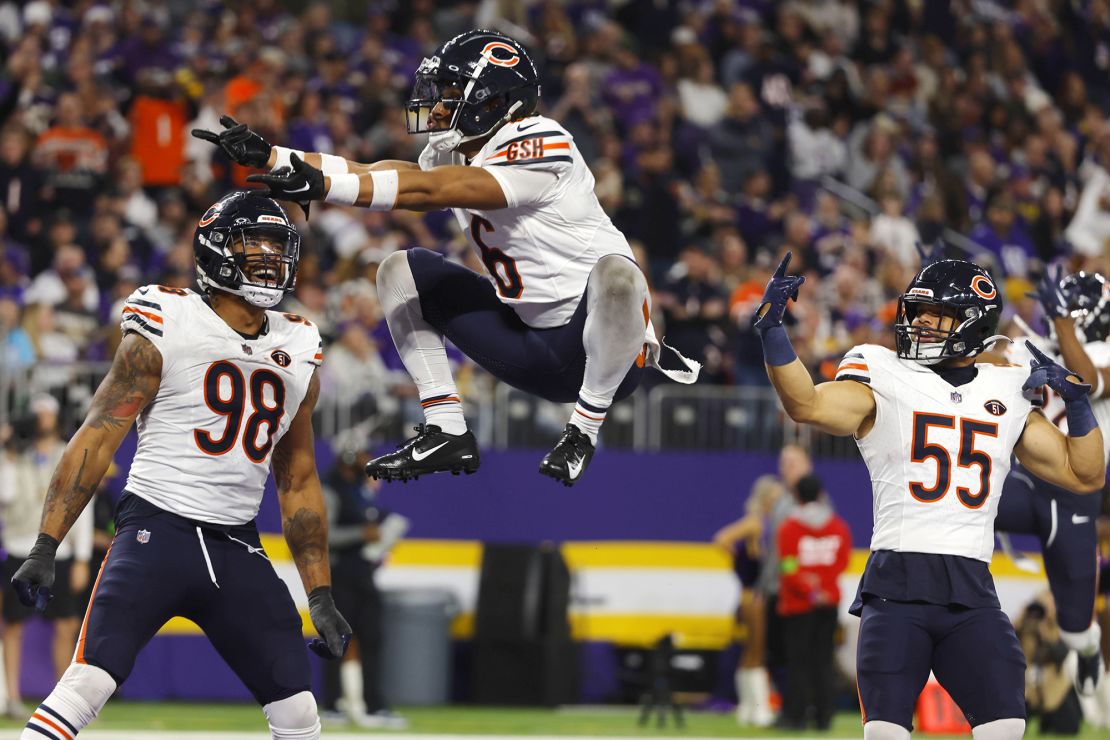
[776,474,851,731]
[1016,592,1084,735]
[0,125,47,244]
[760,444,812,694]
[655,244,728,382]
[32,92,108,215]
[0,394,93,716]
[713,474,783,727]
[869,189,920,268]
[709,83,773,194]
[969,191,1037,278]
[0,296,33,370]
[24,244,99,313]
[128,69,188,188]
[319,437,409,730]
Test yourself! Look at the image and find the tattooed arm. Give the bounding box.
[272,370,331,593]
[39,332,162,540]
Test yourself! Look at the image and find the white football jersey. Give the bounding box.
[1010,339,1110,462]
[836,344,1036,562]
[120,285,322,525]
[425,116,639,327]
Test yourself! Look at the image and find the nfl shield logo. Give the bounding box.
[137,529,151,544]
[950,391,963,404]
[242,344,253,355]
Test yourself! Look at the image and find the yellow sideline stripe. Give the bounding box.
[159,611,732,648]
[260,536,1047,579]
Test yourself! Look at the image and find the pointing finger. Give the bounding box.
[190,129,220,143]
[774,252,793,279]
[218,115,240,129]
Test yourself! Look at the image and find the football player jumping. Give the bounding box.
[9,192,351,740]
[994,265,1110,697]
[194,29,699,487]
[758,254,1104,740]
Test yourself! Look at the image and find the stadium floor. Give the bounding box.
[0,704,1106,739]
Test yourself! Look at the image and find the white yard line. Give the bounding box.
[0,733,806,740]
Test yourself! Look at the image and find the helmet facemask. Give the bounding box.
[895,298,988,365]
[199,224,300,308]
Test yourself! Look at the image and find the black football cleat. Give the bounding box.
[1073,650,1105,696]
[539,424,595,487]
[365,424,480,482]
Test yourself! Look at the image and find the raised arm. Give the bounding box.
[1015,342,1106,492]
[11,332,161,609]
[757,254,877,437]
[270,369,352,659]
[1030,264,1110,398]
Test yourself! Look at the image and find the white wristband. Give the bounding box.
[271,146,305,172]
[318,153,349,175]
[325,174,361,206]
[369,170,399,211]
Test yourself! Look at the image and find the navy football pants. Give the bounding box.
[76,494,310,705]
[408,248,644,403]
[996,464,1103,632]
[856,597,1026,729]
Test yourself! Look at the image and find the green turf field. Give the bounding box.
[1,703,1108,738]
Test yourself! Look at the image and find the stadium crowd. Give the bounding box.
[2,0,1110,411]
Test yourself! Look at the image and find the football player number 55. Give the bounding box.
[196,361,286,462]
[909,412,999,509]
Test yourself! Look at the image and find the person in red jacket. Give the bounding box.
[777,474,852,731]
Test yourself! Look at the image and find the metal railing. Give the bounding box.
[0,363,861,459]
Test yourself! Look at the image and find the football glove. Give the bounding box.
[1028,263,1071,320]
[307,586,353,659]
[191,115,273,169]
[753,252,805,332]
[1022,340,1089,403]
[246,154,323,218]
[11,533,58,612]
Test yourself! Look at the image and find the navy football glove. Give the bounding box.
[191,115,273,168]
[1028,263,1070,320]
[1022,340,1089,403]
[246,154,322,217]
[11,533,58,612]
[753,252,805,332]
[307,586,352,659]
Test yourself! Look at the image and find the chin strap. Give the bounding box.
[430,101,526,153]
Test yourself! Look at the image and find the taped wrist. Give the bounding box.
[1065,393,1098,437]
[271,146,305,172]
[30,532,60,561]
[324,174,361,206]
[368,170,399,210]
[317,153,349,176]
[759,324,798,367]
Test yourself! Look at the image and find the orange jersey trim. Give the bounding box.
[123,306,164,324]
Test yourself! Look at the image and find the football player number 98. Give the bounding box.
[909,412,999,509]
[195,360,287,462]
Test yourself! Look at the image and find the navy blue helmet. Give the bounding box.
[406,30,540,147]
[193,191,300,308]
[1060,271,1110,342]
[895,260,1003,364]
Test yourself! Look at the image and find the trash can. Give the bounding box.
[380,588,458,706]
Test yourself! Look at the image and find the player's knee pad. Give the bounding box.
[264,691,320,740]
[863,720,911,740]
[54,662,117,724]
[971,717,1025,739]
[590,254,644,306]
[376,249,417,296]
